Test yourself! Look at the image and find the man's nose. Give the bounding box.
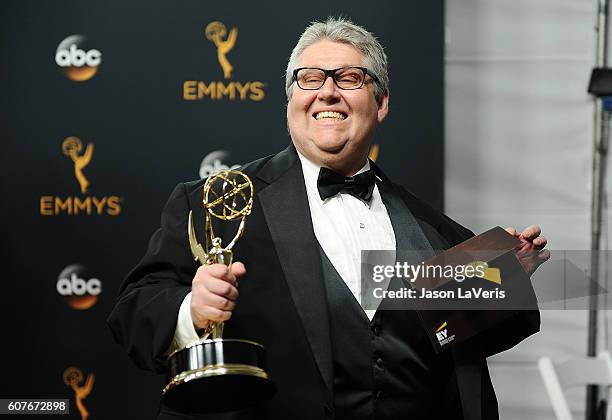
[317,75,340,101]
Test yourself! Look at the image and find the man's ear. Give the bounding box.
[377,90,389,123]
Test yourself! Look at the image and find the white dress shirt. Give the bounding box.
[296,151,396,320]
[169,151,397,352]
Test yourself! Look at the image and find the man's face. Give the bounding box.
[287,40,389,175]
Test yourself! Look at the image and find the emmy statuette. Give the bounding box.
[162,170,276,413]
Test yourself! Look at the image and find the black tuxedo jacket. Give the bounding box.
[107,145,540,420]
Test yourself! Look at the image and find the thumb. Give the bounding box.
[230,261,247,278]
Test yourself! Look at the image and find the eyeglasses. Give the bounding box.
[292,66,380,90]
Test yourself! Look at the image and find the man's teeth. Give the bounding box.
[315,111,346,121]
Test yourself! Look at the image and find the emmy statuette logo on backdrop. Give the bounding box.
[183,21,265,101]
[63,367,94,420]
[368,144,380,162]
[205,21,237,79]
[39,137,122,216]
[62,136,93,194]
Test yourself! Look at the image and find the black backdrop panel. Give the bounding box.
[0,1,444,418]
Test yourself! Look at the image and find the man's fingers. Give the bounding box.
[195,264,238,285]
[505,227,519,237]
[191,262,247,326]
[198,263,229,277]
[196,264,233,283]
[519,225,541,241]
[206,278,239,301]
[203,290,236,311]
[200,306,233,322]
[533,236,547,249]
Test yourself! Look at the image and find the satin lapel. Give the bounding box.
[370,160,451,252]
[377,181,436,262]
[257,146,334,392]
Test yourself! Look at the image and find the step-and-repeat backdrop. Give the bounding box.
[0,0,444,418]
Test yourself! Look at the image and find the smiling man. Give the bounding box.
[286,38,388,176]
[108,18,548,420]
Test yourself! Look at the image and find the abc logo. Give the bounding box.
[55,35,102,82]
[56,264,102,310]
[199,150,240,178]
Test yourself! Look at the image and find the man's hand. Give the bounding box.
[505,225,550,276]
[190,262,247,330]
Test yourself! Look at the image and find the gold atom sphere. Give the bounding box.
[203,170,253,221]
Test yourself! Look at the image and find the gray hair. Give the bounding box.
[285,17,389,103]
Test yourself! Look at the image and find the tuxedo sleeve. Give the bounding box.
[107,183,197,373]
[478,310,540,357]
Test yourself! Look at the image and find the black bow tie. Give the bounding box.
[317,166,376,202]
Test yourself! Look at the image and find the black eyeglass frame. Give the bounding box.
[291,66,381,90]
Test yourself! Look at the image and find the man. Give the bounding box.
[108,18,549,420]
